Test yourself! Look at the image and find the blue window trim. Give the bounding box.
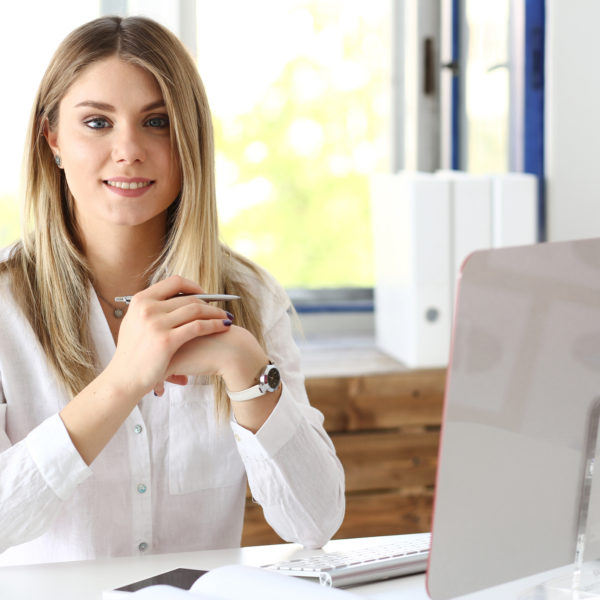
[288,288,374,314]
[294,303,374,315]
[524,0,546,241]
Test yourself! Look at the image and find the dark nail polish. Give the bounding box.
[153,391,158,397]
[223,319,233,326]
[226,311,234,320]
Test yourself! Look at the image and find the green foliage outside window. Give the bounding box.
[214,3,389,288]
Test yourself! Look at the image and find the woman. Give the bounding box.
[0,15,344,565]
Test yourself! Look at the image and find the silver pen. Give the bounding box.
[115,294,240,304]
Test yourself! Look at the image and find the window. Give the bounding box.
[0,1,391,297]
[196,1,391,288]
[460,0,511,172]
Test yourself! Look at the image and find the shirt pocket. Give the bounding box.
[168,385,245,495]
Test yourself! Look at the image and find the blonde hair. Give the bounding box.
[1,16,265,415]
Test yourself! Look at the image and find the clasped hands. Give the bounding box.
[107,275,269,401]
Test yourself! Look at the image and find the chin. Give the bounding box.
[113,211,168,230]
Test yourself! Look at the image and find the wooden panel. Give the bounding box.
[242,502,285,546]
[333,490,434,539]
[241,490,434,546]
[306,369,445,432]
[332,429,439,492]
[243,429,440,497]
[242,433,437,545]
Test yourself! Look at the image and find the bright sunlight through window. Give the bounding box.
[196,1,391,288]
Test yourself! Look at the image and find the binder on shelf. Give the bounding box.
[370,170,537,369]
[491,172,538,247]
[370,172,452,368]
[436,170,493,306]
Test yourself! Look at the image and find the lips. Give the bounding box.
[105,180,153,190]
[104,178,154,190]
[103,178,155,196]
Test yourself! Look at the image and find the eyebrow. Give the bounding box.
[73,99,166,112]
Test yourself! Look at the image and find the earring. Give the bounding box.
[54,155,62,168]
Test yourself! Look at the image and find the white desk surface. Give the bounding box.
[0,535,430,600]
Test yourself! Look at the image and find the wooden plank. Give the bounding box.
[306,369,445,432]
[332,429,439,492]
[241,490,434,546]
[242,503,286,546]
[333,490,433,539]
[244,429,440,497]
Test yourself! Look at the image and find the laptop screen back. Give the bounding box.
[426,238,600,599]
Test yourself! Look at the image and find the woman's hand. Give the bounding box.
[165,324,268,391]
[61,275,234,465]
[165,324,282,432]
[105,275,232,400]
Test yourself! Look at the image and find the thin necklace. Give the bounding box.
[95,290,126,319]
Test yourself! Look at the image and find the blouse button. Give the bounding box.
[138,542,148,552]
[137,483,147,494]
[134,424,143,434]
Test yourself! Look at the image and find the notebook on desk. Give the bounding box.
[426,237,600,599]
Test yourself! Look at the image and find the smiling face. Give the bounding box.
[46,55,182,239]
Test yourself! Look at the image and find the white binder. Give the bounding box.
[370,171,537,369]
[491,172,538,247]
[436,171,493,306]
[371,173,452,367]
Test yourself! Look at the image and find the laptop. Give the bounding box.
[426,237,600,599]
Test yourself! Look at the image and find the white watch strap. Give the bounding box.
[227,384,267,402]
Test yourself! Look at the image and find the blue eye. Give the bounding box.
[84,117,110,129]
[146,116,169,128]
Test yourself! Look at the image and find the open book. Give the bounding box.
[105,565,362,599]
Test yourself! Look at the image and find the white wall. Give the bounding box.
[546,0,600,241]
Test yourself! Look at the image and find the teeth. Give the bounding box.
[106,180,152,190]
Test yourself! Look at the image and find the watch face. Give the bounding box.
[265,365,281,391]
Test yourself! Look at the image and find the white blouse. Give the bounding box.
[0,265,345,565]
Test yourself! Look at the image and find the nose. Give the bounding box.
[112,124,146,165]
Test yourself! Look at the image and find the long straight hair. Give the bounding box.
[1,16,265,415]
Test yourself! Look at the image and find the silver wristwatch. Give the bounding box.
[227,362,281,402]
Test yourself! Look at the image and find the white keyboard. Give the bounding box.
[263,533,430,588]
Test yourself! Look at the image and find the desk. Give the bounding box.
[0,536,431,600]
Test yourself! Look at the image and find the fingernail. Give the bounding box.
[223,319,233,326]
[226,311,234,320]
[153,390,158,397]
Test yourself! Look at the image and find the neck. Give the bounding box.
[81,219,167,300]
